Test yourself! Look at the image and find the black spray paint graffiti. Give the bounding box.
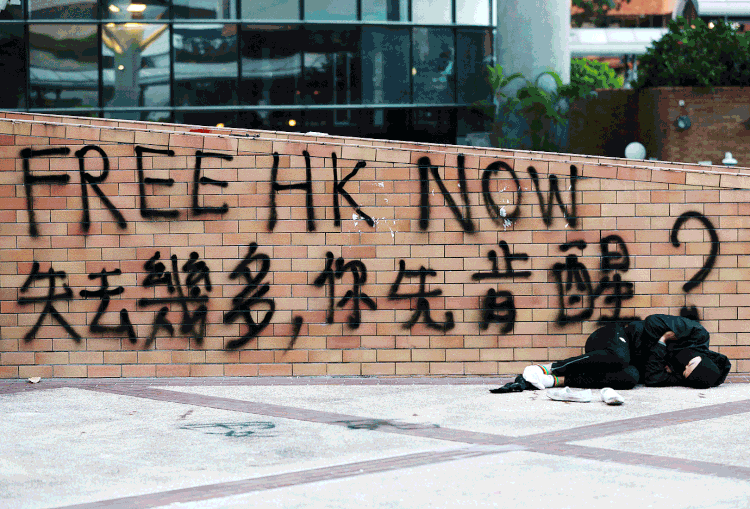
[22,145,579,237]
[138,251,212,346]
[314,252,377,329]
[179,421,276,438]
[80,268,136,343]
[552,235,638,325]
[471,241,532,333]
[15,143,722,345]
[335,419,440,431]
[670,211,719,319]
[388,260,455,331]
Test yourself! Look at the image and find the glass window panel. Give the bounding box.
[456,29,492,104]
[105,110,172,123]
[362,0,408,22]
[174,0,237,19]
[175,111,236,128]
[241,0,299,20]
[1,0,24,20]
[105,0,169,20]
[102,23,170,119]
[173,24,238,109]
[412,27,454,104]
[457,0,490,25]
[361,27,409,105]
[241,24,302,124]
[301,27,359,101]
[412,0,450,24]
[304,0,355,21]
[412,107,456,143]
[29,25,99,110]
[0,24,26,108]
[30,0,97,19]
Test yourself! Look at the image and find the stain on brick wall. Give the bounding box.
[1,111,749,378]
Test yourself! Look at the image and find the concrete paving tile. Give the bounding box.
[0,388,455,509]
[161,451,750,509]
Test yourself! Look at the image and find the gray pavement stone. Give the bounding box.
[1,377,749,508]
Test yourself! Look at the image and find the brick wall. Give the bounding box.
[1,111,749,378]
[638,87,750,166]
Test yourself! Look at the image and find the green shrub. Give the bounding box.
[571,58,624,91]
[636,17,750,88]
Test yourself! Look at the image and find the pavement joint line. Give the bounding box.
[52,446,517,509]
[532,443,750,481]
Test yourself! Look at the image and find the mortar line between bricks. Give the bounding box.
[53,446,518,509]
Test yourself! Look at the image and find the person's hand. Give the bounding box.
[665,365,672,373]
[659,331,676,344]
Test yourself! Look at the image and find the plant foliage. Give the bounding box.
[571,58,624,90]
[636,17,750,88]
[572,0,631,28]
[473,65,592,151]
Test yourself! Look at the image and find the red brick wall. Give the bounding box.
[1,111,749,378]
[639,87,750,166]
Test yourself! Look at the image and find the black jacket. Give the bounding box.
[626,314,730,387]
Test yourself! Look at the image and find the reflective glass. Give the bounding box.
[29,25,99,110]
[105,110,172,123]
[412,27,454,104]
[0,24,26,108]
[105,0,169,20]
[0,0,24,20]
[300,26,360,130]
[412,0,450,24]
[305,0,356,21]
[362,0,408,22]
[362,27,409,105]
[30,0,97,19]
[175,111,236,128]
[457,0,491,25]
[241,25,302,129]
[412,108,456,144]
[174,0,237,19]
[456,29,492,104]
[174,24,238,109]
[102,23,170,119]
[241,0,299,20]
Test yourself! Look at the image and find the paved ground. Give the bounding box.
[2,376,750,508]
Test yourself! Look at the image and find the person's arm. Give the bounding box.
[644,332,684,386]
[643,314,709,348]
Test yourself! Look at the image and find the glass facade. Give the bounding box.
[1,0,493,144]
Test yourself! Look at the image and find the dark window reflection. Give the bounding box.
[102,23,170,119]
[174,0,236,19]
[105,0,168,20]
[0,24,26,108]
[242,0,299,20]
[362,27,409,105]
[175,111,236,128]
[0,0,24,20]
[174,24,238,110]
[106,110,172,123]
[457,29,492,104]
[412,28,454,104]
[30,0,97,19]
[305,0,356,21]
[241,25,302,130]
[362,0,408,21]
[29,25,99,109]
[412,108,456,144]
[301,26,360,130]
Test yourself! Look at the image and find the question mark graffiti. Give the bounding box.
[670,211,719,319]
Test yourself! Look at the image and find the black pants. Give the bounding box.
[550,323,639,389]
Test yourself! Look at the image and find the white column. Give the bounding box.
[495,0,570,89]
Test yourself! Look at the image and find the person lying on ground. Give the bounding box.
[492,313,730,394]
